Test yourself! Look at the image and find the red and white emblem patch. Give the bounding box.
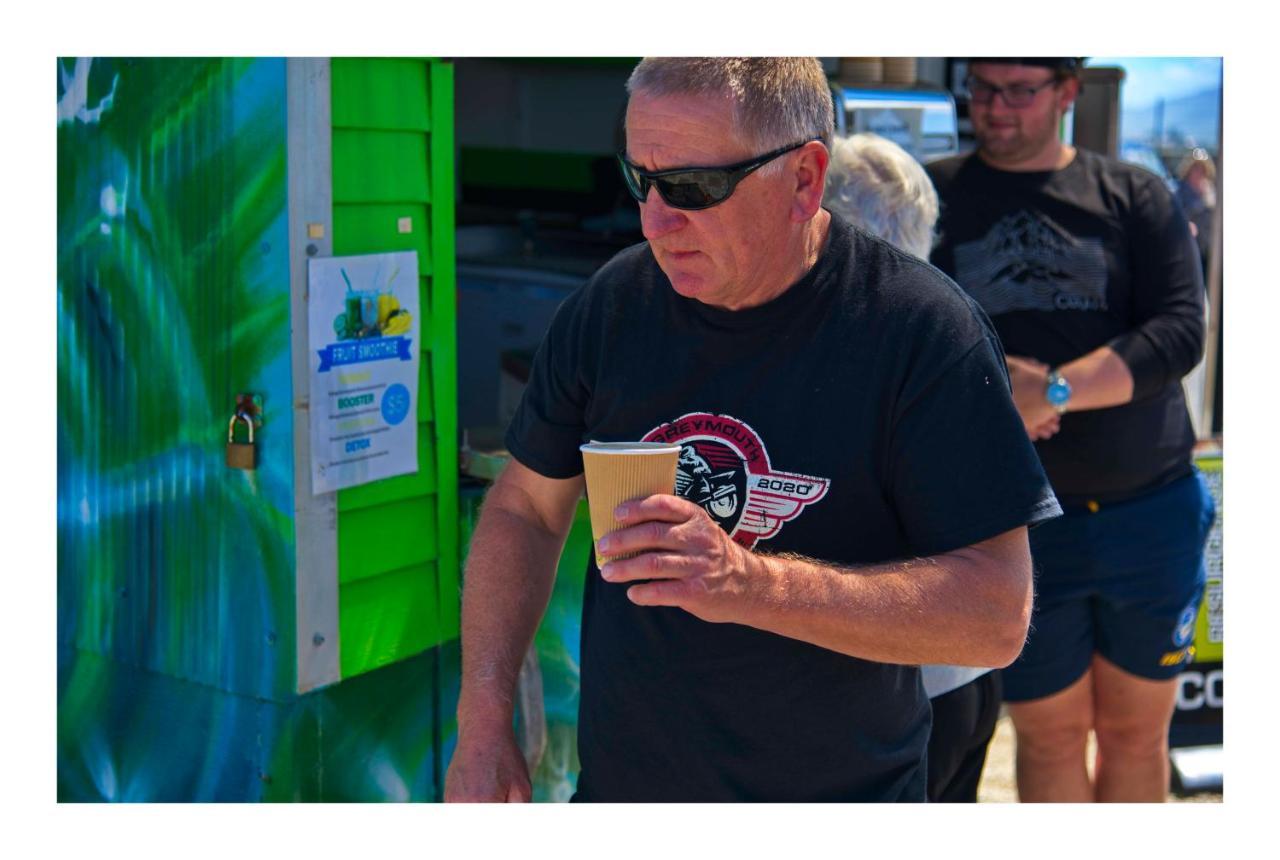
[643,412,831,549]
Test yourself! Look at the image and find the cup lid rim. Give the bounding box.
[579,441,682,454]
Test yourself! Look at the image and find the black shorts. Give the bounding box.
[926,671,1001,803]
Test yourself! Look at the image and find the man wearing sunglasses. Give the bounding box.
[927,58,1214,802]
[446,57,1058,803]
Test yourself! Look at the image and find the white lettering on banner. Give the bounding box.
[1175,668,1223,711]
[1207,580,1223,643]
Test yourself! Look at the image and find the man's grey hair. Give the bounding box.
[822,134,939,259]
[626,58,834,178]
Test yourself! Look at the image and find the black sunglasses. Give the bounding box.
[617,139,817,211]
[964,74,1059,109]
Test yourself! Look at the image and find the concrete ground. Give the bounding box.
[976,710,1223,803]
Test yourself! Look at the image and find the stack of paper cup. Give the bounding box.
[580,441,682,568]
[839,57,884,84]
[882,57,918,85]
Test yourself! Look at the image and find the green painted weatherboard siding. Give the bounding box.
[428,62,460,645]
[332,58,457,679]
[338,495,439,585]
[339,563,441,678]
[331,57,431,131]
[332,203,433,275]
[418,351,435,421]
[333,130,431,204]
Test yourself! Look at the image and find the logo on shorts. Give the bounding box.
[642,412,831,549]
[1173,603,1198,648]
[1160,646,1196,667]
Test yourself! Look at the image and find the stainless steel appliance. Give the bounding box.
[831,84,960,162]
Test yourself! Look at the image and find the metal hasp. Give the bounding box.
[226,412,257,470]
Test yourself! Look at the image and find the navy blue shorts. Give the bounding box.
[1001,470,1216,703]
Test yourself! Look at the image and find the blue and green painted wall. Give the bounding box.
[57,56,465,801]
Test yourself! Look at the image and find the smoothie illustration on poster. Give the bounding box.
[308,251,419,494]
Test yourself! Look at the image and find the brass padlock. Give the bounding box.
[226,413,257,470]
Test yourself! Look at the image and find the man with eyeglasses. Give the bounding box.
[445,57,1058,803]
[927,58,1214,802]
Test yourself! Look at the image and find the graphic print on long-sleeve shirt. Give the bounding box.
[642,412,830,549]
[953,210,1109,315]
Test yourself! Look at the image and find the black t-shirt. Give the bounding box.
[927,150,1205,507]
[506,213,1060,801]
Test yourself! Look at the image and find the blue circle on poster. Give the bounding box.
[381,383,411,426]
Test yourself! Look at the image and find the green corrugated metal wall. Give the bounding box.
[330,58,459,679]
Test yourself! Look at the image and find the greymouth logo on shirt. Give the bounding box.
[642,412,831,549]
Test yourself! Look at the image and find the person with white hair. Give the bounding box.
[823,133,938,259]
[824,132,1004,804]
[446,58,1057,802]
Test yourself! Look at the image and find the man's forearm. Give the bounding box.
[456,503,564,730]
[1008,347,1135,432]
[603,498,1034,668]
[742,532,1032,667]
[1058,345,1135,412]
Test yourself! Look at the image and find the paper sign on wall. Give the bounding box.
[308,251,419,495]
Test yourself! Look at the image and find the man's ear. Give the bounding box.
[1057,76,1081,114]
[792,141,830,223]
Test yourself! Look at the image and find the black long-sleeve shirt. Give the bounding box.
[927,149,1205,507]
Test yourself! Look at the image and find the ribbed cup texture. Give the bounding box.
[882,57,918,85]
[581,448,679,568]
[839,57,884,83]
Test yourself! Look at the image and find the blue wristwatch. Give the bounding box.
[1045,368,1072,414]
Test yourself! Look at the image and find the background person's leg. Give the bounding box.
[1007,669,1095,802]
[926,679,977,802]
[1087,472,1214,802]
[1004,506,1100,802]
[1091,654,1179,801]
[929,671,1001,802]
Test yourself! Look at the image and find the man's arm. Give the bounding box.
[596,495,1033,668]
[1007,175,1206,438]
[444,459,583,802]
[1006,348,1135,437]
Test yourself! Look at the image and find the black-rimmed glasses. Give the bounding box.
[618,139,816,211]
[965,75,1059,108]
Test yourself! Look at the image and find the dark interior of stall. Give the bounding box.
[452,58,640,455]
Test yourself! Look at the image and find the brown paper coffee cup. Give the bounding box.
[580,441,682,568]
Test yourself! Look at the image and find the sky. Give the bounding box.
[1086,57,1223,149]
[1088,56,1223,109]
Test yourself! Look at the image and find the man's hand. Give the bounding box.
[444,723,532,803]
[448,460,580,803]
[1006,355,1060,438]
[595,494,765,624]
[1028,413,1061,441]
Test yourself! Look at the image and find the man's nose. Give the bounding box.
[639,189,687,240]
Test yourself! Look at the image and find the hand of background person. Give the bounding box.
[1006,355,1060,437]
[444,722,532,802]
[594,494,764,624]
[1028,413,1061,441]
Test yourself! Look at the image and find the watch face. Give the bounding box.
[1047,380,1071,406]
